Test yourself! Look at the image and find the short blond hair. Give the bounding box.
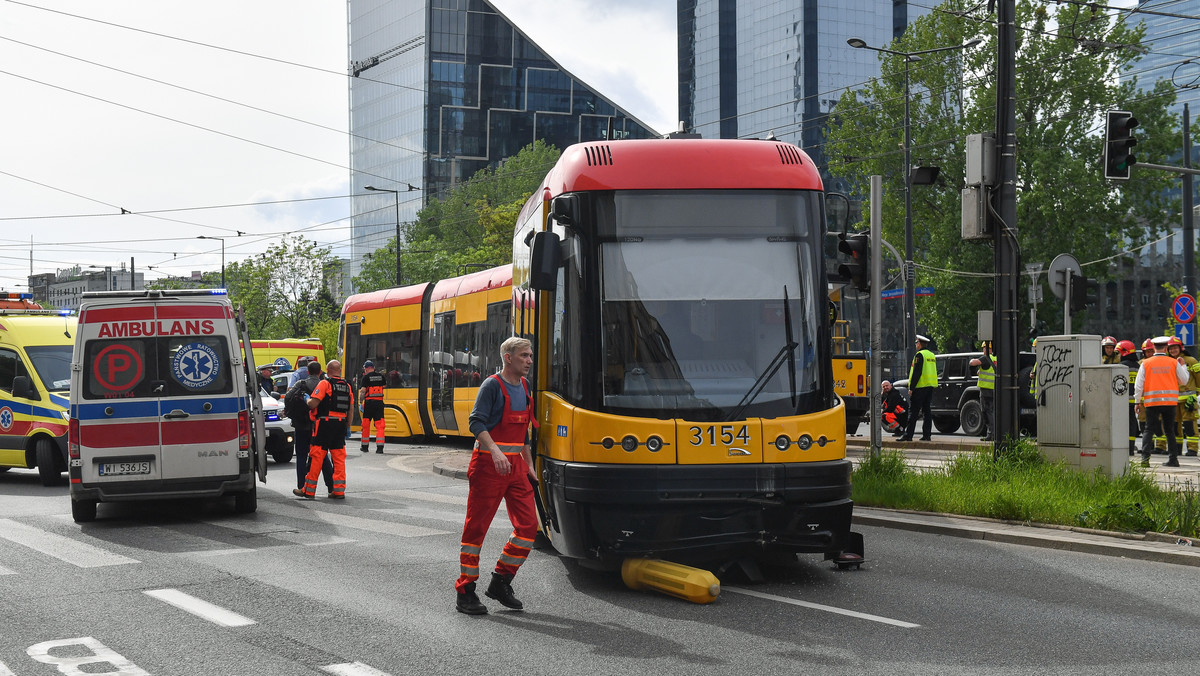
[500,336,532,359]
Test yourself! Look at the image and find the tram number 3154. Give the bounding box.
[688,425,751,446]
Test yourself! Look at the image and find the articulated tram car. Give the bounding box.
[341,138,860,567]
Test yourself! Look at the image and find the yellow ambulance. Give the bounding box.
[0,297,77,486]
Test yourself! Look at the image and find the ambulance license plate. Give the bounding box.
[99,461,151,476]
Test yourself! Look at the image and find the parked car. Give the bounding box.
[260,388,295,463]
[894,351,1037,436]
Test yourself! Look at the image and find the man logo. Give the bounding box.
[727,448,751,457]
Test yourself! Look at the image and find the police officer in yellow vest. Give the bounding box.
[970,342,995,442]
[900,335,938,442]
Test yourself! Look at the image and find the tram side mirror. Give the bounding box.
[529,231,562,291]
[551,195,579,226]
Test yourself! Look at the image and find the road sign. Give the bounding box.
[1047,254,1082,301]
[1177,322,1195,347]
[915,286,935,297]
[1173,294,1196,324]
[880,289,904,300]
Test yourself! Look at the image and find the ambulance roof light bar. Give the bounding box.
[81,288,228,300]
[2,292,34,300]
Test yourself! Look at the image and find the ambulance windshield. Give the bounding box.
[26,345,72,392]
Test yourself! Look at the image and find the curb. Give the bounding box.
[429,450,1200,567]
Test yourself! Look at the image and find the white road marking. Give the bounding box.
[0,659,14,675]
[208,517,357,546]
[378,488,467,506]
[0,518,139,568]
[258,501,451,537]
[0,563,15,575]
[321,663,393,676]
[143,588,255,627]
[724,586,921,628]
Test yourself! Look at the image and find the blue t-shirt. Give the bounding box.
[468,375,528,439]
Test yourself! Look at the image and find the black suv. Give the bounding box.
[894,351,1037,435]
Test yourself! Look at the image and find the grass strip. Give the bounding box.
[851,440,1200,538]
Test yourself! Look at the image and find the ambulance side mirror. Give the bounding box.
[12,376,34,401]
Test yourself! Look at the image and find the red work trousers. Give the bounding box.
[361,415,385,445]
[303,445,346,497]
[455,447,538,593]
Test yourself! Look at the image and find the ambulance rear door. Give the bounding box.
[76,298,243,483]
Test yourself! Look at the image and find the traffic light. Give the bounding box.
[1103,110,1138,180]
[1070,274,1099,313]
[837,231,870,292]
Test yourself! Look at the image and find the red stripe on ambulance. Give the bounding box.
[80,422,160,448]
[161,419,238,445]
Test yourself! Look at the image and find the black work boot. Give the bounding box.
[360,444,369,453]
[485,572,523,610]
[376,445,385,454]
[456,582,487,615]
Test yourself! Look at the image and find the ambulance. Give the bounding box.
[68,289,267,523]
[245,338,325,374]
[0,295,76,486]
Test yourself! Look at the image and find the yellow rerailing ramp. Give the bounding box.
[620,558,720,604]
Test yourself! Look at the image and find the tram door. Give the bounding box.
[429,311,458,431]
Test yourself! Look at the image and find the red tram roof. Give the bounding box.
[518,138,823,225]
[341,282,429,315]
[430,264,512,303]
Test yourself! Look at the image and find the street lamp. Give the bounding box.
[86,265,112,291]
[197,235,225,289]
[366,184,419,287]
[847,35,982,349]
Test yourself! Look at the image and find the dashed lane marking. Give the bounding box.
[0,518,139,568]
[143,588,255,627]
[724,586,921,628]
[321,663,393,676]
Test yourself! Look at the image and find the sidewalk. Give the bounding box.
[430,442,1200,568]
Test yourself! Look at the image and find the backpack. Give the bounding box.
[285,382,311,424]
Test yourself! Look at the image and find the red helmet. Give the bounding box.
[1142,338,1155,352]
[1117,340,1136,357]
[1101,336,1117,347]
[1168,336,1184,348]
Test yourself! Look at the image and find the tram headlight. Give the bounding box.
[796,434,813,450]
[774,435,792,451]
[601,438,615,450]
[646,435,663,453]
[621,435,639,452]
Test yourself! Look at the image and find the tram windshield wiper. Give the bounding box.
[725,287,798,422]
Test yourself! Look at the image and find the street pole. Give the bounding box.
[903,57,916,351]
[366,186,403,286]
[197,236,225,289]
[993,0,1021,450]
[1185,102,1194,295]
[870,175,883,457]
[846,37,981,352]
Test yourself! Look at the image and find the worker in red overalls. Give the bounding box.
[358,360,387,454]
[293,359,354,499]
[455,336,538,615]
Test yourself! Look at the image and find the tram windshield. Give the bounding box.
[599,190,827,421]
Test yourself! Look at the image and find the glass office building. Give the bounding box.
[348,0,658,284]
[1123,0,1199,120]
[677,0,927,194]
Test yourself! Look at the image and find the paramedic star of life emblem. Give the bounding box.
[0,407,13,431]
[172,342,220,390]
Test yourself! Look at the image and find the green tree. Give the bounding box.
[353,140,561,292]
[309,318,341,364]
[825,0,1177,349]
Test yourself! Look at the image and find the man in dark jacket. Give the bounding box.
[284,360,333,492]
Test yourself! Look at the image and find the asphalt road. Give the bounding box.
[2,442,1199,675]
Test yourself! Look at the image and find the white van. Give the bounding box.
[68,289,267,523]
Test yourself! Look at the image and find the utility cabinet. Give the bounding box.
[1036,335,1126,477]
[1078,365,1129,477]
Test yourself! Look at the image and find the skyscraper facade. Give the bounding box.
[677,0,927,193]
[348,0,657,284]
[1124,0,1199,120]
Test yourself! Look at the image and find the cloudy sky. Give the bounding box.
[0,0,676,291]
